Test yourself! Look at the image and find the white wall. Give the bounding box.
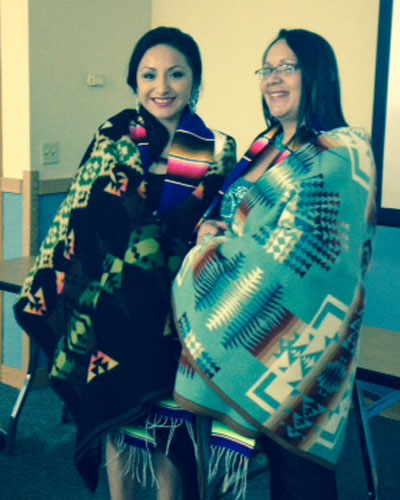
[0,0,31,178]
[0,0,383,178]
[152,0,380,156]
[29,0,151,179]
[381,0,400,210]
[1,0,152,179]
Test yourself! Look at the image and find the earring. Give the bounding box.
[134,93,141,112]
[189,87,200,113]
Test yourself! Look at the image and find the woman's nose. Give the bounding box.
[261,72,282,91]
[156,75,170,93]
[267,70,283,83]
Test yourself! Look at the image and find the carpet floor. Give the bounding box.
[0,383,399,499]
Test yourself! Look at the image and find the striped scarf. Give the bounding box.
[199,124,291,224]
[129,108,216,217]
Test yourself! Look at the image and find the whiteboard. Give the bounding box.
[381,0,400,210]
[372,0,400,226]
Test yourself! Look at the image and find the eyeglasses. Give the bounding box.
[254,63,301,79]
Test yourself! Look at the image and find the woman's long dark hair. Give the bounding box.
[262,29,348,141]
[127,27,202,162]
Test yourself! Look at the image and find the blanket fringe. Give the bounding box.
[145,412,198,458]
[208,445,250,500]
[106,429,158,488]
[106,405,197,489]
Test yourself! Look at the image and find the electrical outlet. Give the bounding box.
[41,142,59,165]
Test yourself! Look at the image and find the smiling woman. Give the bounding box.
[13,26,236,500]
[172,28,376,500]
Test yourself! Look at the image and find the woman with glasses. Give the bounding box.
[172,28,376,499]
[14,27,236,500]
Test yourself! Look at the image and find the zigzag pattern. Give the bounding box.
[243,180,277,210]
[178,312,192,339]
[173,126,376,465]
[286,141,323,175]
[222,283,287,350]
[177,351,196,379]
[194,250,245,311]
[252,225,273,246]
[23,288,47,316]
[206,267,264,331]
[272,175,344,276]
[197,351,220,378]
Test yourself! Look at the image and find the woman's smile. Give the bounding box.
[151,96,177,107]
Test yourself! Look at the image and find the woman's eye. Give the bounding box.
[170,71,185,79]
[141,73,155,80]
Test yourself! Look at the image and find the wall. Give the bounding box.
[0,0,31,178]
[29,0,152,180]
[1,0,152,180]
[153,0,379,156]
[0,0,381,174]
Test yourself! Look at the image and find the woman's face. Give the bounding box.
[261,39,302,130]
[137,44,193,129]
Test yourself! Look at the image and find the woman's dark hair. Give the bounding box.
[262,29,348,136]
[127,26,203,162]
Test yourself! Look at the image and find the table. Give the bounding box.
[0,256,37,454]
[358,325,400,389]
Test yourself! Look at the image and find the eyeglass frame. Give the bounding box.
[254,63,301,79]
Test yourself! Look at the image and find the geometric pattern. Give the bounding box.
[173,125,376,466]
[23,288,47,316]
[124,225,164,271]
[68,310,93,354]
[64,229,75,260]
[104,170,129,197]
[328,127,374,191]
[221,282,287,350]
[13,107,237,490]
[87,350,119,383]
[246,294,348,416]
[184,331,220,378]
[176,315,221,379]
[264,226,303,263]
[261,174,343,277]
[194,250,246,312]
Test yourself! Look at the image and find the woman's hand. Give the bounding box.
[197,220,228,244]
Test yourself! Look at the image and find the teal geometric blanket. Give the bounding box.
[172,126,376,468]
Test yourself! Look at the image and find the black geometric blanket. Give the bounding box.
[14,108,236,489]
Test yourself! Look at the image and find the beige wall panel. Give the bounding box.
[153,0,379,156]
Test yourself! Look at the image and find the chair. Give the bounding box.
[0,256,38,454]
[354,365,400,500]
